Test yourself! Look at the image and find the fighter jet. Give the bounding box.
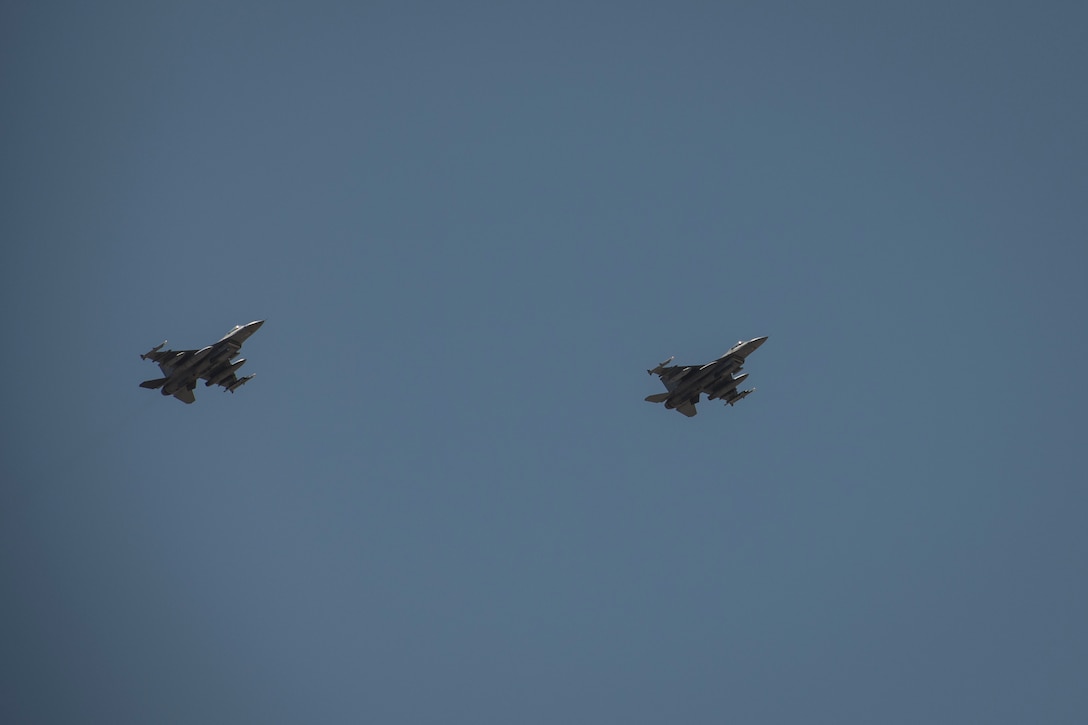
[139,320,264,403]
[645,336,767,417]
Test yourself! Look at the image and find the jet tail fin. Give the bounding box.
[139,377,168,390]
[644,392,671,403]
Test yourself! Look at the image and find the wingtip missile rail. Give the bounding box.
[140,342,166,360]
[647,356,674,375]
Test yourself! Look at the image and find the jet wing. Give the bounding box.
[141,347,185,363]
[655,365,698,391]
[142,348,199,376]
[159,352,199,376]
[656,359,741,394]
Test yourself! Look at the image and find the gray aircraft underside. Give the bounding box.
[139,320,264,404]
[139,322,760,413]
[645,336,767,417]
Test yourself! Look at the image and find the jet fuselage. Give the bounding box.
[140,320,264,403]
[646,336,767,417]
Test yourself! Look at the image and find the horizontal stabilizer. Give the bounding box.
[676,401,698,417]
[644,392,671,404]
[139,377,168,390]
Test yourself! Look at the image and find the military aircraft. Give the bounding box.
[139,320,264,403]
[645,336,767,417]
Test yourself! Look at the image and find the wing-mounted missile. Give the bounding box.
[647,356,674,375]
[706,372,749,400]
[724,388,755,406]
[140,341,166,360]
[206,358,246,387]
[225,374,255,393]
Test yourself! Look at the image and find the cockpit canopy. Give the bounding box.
[217,325,245,342]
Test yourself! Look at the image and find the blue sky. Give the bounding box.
[3,2,1087,723]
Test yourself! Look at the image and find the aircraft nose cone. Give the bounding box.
[746,336,768,352]
[230,320,265,343]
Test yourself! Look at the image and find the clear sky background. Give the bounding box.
[3,2,1087,723]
